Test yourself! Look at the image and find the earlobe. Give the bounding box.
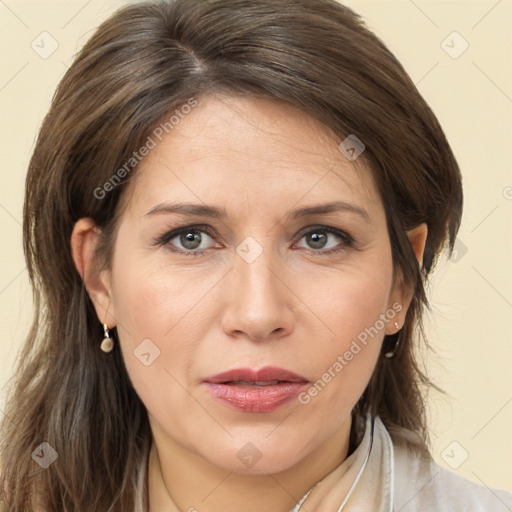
[71,218,116,326]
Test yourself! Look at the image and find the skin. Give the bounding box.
[72,94,427,512]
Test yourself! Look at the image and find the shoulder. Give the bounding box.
[391,437,512,512]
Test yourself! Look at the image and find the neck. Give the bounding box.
[147,417,352,512]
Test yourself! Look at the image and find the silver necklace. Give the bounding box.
[290,417,375,512]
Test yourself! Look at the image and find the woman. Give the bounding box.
[0,0,510,510]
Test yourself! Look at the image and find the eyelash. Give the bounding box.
[155,224,356,257]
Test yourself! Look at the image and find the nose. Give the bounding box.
[220,247,295,343]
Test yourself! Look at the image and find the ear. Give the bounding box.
[385,223,428,334]
[71,218,117,328]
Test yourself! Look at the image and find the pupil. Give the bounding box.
[309,232,326,249]
[182,231,201,249]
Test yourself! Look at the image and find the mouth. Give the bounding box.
[203,366,310,413]
[218,380,294,387]
[203,366,309,384]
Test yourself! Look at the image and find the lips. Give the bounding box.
[203,366,309,413]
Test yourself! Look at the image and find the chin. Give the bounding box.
[197,436,310,476]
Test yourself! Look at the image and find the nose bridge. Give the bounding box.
[221,235,293,341]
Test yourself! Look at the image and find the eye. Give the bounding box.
[295,226,354,254]
[156,225,217,256]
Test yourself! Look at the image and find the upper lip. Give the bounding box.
[203,366,309,384]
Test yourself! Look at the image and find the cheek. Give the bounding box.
[296,261,392,413]
[110,248,212,347]
[108,251,220,426]
[107,250,167,358]
[111,273,205,448]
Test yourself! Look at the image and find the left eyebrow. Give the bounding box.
[144,202,228,219]
[143,200,372,224]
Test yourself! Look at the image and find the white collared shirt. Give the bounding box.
[290,414,512,511]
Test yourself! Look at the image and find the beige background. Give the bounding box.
[1,0,511,492]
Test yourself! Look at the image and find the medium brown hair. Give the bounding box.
[0,0,462,510]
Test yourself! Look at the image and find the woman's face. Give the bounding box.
[89,94,415,474]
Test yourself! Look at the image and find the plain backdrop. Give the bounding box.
[1,0,511,492]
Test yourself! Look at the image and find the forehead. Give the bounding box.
[125,94,381,220]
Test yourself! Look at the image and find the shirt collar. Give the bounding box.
[291,414,394,512]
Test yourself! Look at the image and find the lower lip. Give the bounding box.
[204,382,309,413]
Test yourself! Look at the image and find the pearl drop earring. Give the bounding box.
[100,323,114,353]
